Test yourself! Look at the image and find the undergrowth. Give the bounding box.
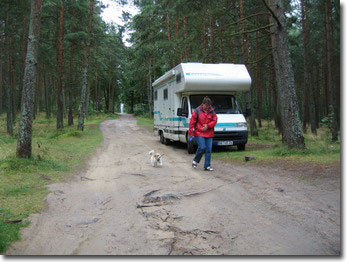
[0,112,117,253]
[135,117,340,164]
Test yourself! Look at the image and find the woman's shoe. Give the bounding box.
[204,166,214,171]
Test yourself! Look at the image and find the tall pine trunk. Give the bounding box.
[5,1,13,136]
[78,0,94,131]
[325,0,338,141]
[301,0,317,135]
[0,38,3,115]
[266,0,305,149]
[256,29,263,128]
[68,41,75,126]
[56,2,64,129]
[240,0,258,136]
[17,0,42,158]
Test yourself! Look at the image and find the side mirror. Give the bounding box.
[244,108,251,117]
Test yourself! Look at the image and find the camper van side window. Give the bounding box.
[154,90,158,100]
[182,97,188,113]
[164,89,168,100]
[176,73,181,83]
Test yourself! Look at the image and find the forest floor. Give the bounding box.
[6,114,340,255]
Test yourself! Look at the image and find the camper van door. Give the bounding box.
[178,96,190,143]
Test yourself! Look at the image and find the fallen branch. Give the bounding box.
[144,189,161,197]
[136,203,163,208]
[4,219,23,224]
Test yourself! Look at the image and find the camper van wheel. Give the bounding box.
[237,144,246,151]
[160,131,170,145]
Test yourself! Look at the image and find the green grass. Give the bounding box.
[134,117,340,164]
[214,120,340,164]
[0,112,117,253]
[135,116,154,132]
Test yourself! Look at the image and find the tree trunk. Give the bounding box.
[325,0,338,141]
[314,58,320,128]
[174,17,181,65]
[240,0,257,136]
[301,0,317,135]
[201,11,207,62]
[108,77,113,113]
[0,38,3,115]
[95,72,99,112]
[19,15,28,103]
[183,16,189,60]
[209,14,215,62]
[43,71,50,119]
[56,2,64,129]
[5,1,14,136]
[17,0,42,158]
[78,0,94,131]
[148,61,153,119]
[10,34,17,122]
[302,81,309,133]
[267,0,305,149]
[256,29,262,128]
[167,15,171,42]
[68,42,75,126]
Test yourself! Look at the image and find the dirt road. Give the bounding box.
[7,114,340,255]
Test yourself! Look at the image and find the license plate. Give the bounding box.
[217,141,233,146]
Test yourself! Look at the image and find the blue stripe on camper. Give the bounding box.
[154,111,238,128]
[216,123,238,127]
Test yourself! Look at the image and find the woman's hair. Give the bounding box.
[202,96,212,106]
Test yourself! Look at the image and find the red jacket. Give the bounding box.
[189,106,218,137]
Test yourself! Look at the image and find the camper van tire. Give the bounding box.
[160,131,170,145]
[237,144,246,151]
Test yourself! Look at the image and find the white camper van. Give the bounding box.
[152,63,251,153]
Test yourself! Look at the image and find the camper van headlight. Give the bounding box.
[237,123,247,127]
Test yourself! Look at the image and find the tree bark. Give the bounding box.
[201,11,207,62]
[95,72,99,112]
[256,29,262,128]
[68,41,75,126]
[325,0,338,141]
[267,0,305,149]
[0,37,3,115]
[78,0,94,131]
[301,0,317,135]
[240,0,257,136]
[5,1,14,136]
[17,0,42,158]
[183,16,189,60]
[43,70,50,119]
[56,2,64,129]
[19,15,28,102]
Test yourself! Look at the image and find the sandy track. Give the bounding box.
[7,114,340,255]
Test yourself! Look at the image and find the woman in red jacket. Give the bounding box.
[189,96,218,171]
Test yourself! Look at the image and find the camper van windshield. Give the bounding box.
[190,95,242,114]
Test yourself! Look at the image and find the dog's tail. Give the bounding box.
[149,150,154,155]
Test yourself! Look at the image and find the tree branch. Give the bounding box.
[261,0,282,29]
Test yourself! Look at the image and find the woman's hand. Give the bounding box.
[202,124,208,131]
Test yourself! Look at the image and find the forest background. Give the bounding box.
[0,0,341,152]
[0,0,341,253]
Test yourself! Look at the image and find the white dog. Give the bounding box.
[149,150,164,167]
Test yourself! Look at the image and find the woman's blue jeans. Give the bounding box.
[193,136,213,169]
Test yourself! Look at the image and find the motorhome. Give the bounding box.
[152,63,252,153]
